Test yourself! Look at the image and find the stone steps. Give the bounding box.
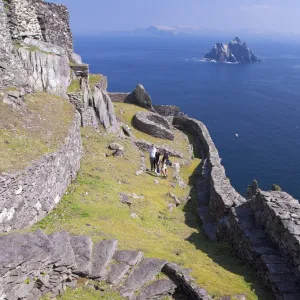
[0,230,213,300]
[196,179,217,241]
[229,206,300,300]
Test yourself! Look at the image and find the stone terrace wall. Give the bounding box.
[0,111,82,233]
[249,189,300,276]
[173,114,246,220]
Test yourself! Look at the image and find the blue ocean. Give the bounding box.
[75,35,300,199]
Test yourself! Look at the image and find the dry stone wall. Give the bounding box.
[0,0,26,90]
[3,0,73,56]
[0,112,82,233]
[173,114,246,220]
[249,189,300,277]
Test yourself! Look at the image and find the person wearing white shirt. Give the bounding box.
[149,144,157,172]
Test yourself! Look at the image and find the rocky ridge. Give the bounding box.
[204,37,260,63]
[0,230,213,300]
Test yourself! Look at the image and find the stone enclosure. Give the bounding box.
[133,111,174,140]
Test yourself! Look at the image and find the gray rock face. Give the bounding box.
[204,37,259,63]
[136,279,177,300]
[91,240,118,279]
[23,38,68,56]
[126,84,152,109]
[0,112,82,233]
[71,52,82,64]
[70,235,93,276]
[106,262,130,285]
[133,111,174,140]
[120,258,166,298]
[92,86,119,133]
[18,47,71,98]
[113,250,143,266]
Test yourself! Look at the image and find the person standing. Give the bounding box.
[149,144,157,172]
[155,150,161,174]
[161,150,169,177]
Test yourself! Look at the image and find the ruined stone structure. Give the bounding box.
[0,230,213,300]
[0,112,82,232]
[4,0,73,56]
[133,111,175,140]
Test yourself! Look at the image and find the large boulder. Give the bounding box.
[126,84,152,109]
[133,111,174,140]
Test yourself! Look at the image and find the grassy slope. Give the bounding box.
[31,103,271,300]
[0,92,74,173]
[89,74,103,90]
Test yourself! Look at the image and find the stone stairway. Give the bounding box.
[0,230,212,300]
[196,158,217,241]
[228,206,300,300]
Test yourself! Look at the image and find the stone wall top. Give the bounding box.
[173,114,246,220]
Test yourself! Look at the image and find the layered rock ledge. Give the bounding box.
[0,230,213,300]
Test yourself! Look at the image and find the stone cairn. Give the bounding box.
[0,230,213,300]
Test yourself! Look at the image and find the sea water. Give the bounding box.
[75,35,300,199]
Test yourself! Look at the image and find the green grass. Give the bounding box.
[89,74,104,90]
[0,92,75,173]
[67,79,81,93]
[29,103,272,300]
[42,280,125,300]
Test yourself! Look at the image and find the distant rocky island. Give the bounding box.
[204,37,260,63]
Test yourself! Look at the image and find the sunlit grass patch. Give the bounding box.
[0,92,74,173]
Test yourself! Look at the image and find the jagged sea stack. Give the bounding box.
[204,37,259,63]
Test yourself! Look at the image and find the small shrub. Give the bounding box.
[272,184,282,191]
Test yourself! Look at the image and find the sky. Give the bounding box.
[51,0,300,35]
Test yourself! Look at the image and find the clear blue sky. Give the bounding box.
[51,0,300,35]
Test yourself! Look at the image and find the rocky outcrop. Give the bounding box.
[92,86,119,133]
[133,111,174,140]
[0,112,82,233]
[0,230,213,300]
[125,84,153,109]
[204,37,259,63]
[17,46,70,98]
